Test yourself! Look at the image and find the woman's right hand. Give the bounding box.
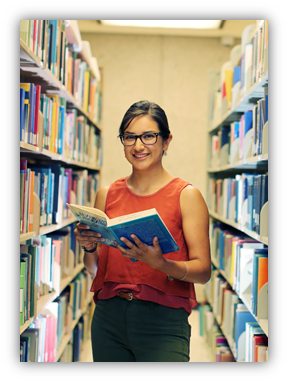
[74,223,103,251]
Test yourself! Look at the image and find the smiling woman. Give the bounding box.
[73,100,211,362]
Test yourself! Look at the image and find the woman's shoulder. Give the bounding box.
[181,184,204,201]
[180,185,209,216]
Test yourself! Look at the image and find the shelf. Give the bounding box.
[208,71,268,133]
[20,38,43,68]
[20,39,101,131]
[207,154,268,173]
[209,210,268,245]
[240,293,268,336]
[20,143,101,171]
[210,257,268,337]
[20,231,37,243]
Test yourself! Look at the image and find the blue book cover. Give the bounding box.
[219,230,225,270]
[244,110,253,135]
[233,66,241,85]
[220,125,230,147]
[31,85,36,145]
[20,88,25,142]
[260,174,268,211]
[233,122,240,140]
[59,105,65,155]
[265,94,268,122]
[49,21,58,75]
[22,83,34,145]
[247,176,254,231]
[235,308,256,361]
[29,166,52,224]
[67,205,180,261]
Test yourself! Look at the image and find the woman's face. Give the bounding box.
[123,115,171,172]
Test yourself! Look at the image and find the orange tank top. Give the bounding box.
[90,177,197,313]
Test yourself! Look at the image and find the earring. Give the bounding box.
[163,150,167,156]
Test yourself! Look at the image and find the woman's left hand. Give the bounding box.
[116,234,164,270]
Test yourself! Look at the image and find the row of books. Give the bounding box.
[58,305,93,362]
[210,221,268,318]
[20,20,102,122]
[20,159,100,233]
[65,108,102,165]
[20,270,92,362]
[20,313,57,362]
[20,224,82,326]
[208,173,268,235]
[20,84,102,166]
[210,92,268,167]
[205,270,268,361]
[199,304,235,362]
[209,20,268,126]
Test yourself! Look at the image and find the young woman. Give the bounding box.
[74,100,211,362]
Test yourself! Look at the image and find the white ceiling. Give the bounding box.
[77,20,257,38]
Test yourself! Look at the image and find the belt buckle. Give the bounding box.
[126,292,133,301]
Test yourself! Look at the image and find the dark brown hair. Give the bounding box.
[118,100,171,140]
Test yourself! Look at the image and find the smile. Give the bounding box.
[133,153,149,159]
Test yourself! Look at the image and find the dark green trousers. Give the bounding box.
[91,296,191,362]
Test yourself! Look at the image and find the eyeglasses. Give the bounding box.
[118,132,164,146]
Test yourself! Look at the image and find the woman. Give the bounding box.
[74,100,211,362]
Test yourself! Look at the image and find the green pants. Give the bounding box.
[91,296,191,362]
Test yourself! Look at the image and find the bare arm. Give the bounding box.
[74,185,109,278]
[157,185,211,284]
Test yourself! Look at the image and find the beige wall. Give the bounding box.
[83,32,239,199]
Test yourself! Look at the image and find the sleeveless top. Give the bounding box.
[90,177,197,313]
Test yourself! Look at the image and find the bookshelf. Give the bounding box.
[20,20,102,362]
[205,20,268,362]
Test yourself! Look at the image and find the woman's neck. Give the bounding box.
[127,168,174,195]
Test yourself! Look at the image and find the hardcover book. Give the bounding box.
[67,204,180,256]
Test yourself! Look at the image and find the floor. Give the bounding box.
[80,307,211,362]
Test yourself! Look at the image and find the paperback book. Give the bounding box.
[67,204,180,257]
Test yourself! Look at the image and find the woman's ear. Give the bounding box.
[163,134,173,151]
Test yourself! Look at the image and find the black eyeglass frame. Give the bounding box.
[118,132,164,146]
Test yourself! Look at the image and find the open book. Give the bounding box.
[67,204,179,259]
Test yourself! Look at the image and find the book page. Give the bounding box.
[108,208,157,226]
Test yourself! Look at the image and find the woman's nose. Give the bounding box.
[134,136,145,150]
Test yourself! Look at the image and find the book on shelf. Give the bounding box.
[245,322,267,362]
[234,304,257,362]
[21,21,102,126]
[20,244,37,324]
[208,21,267,125]
[208,173,268,235]
[20,160,100,231]
[20,328,40,362]
[67,204,180,258]
[251,249,268,317]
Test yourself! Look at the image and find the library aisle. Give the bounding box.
[81,307,211,362]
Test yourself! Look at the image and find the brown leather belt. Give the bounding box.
[117,291,139,301]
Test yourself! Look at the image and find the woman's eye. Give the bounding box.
[143,134,155,139]
[124,135,135,141]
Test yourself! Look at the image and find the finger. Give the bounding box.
[79,230,102,239]
[153,237,162,252]
[119,236,136,249]
[116,242,137,259]
[130,234,146,248]
[77,223,90,230]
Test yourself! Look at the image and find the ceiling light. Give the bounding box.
[101,20,222,29]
